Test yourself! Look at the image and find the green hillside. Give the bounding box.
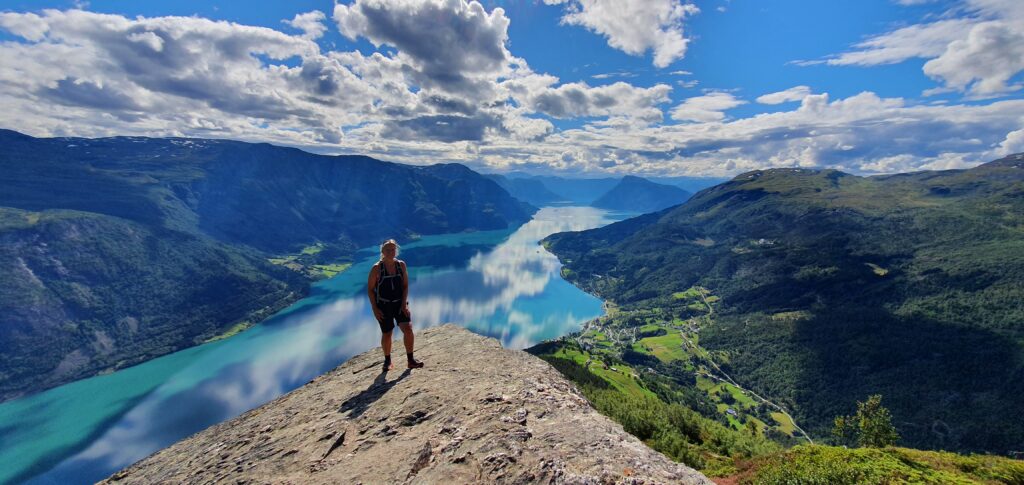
[542,154,1024,454]
[735,444,1024,484]
[0,129,534,401]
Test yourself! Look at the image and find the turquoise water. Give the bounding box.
[0,206,627,485]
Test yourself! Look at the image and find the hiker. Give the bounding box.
[367,239,424,371]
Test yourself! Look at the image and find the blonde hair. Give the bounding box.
[380,239,400,258]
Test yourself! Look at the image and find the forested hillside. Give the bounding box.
[542,155,1024,454]
[0,130,533,401]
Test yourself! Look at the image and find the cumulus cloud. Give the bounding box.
[506,76,672,123]
[995,128,1024,156]
[0,4,1022,179]
[922,21,1024,96]
[284,10,327,40]
[544,0,699,67]
[0,9,368,143]
[756,86,812,104]
[670,92,746,122]
[385,114,499,142]
[822,0,1024,96]
[334,0,510,98]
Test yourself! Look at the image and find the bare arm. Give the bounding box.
[367,265,379,312]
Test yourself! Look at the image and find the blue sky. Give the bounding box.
[1,0,1022,176]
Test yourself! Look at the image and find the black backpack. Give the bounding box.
[375,259,404,304]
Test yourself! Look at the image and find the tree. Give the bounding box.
[832,394,900,448]
[745,419,760,436]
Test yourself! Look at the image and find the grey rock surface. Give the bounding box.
[101,324,712,484]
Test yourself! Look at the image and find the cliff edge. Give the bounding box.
[100,324,711,484]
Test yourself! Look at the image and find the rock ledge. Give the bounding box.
[102,324,711,484]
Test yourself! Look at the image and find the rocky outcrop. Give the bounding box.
[101,324,711,484]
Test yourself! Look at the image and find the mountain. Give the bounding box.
[484,173,564,206]
[591,175,691,213]
[99,324,712,485]
[0,130,534,401]
[521,175,620,205]
[647,176,730,194]
[543,155,1024,454]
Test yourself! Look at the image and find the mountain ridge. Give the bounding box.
[543,155,1024,453]
[0,130,534,401]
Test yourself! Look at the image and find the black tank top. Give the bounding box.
[375,260,404,303]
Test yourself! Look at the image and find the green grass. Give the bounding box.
[589,361,656,399]
[637,332,688,362]
[550,346,653,399]
[300,243,324,255]
[673,286,703,300]
[203,321,251,343]
[865,262,889,276]
[739,445,1024,485]
[530,347,781,475]
[770,412,797,436]
[770,311,811,322]
[638,323,662,334]
[711,382,757,408]
[312,262,351,278]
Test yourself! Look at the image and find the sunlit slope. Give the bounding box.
[544,154,1024,453]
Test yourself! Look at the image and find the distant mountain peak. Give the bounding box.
[591,176,691,213]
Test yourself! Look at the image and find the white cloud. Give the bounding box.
[506,75,672,123]
[670,92,745,122]
[827,19,974,66]
[922,21,1024,96]
[284,10,327,40]
[756,86,812,104]
[544,0,699,68]
[334,0,510,98]
[0,9,362,143]
[0,5,1022,179]
[995,128,1024,156]
[822,0,1024,96]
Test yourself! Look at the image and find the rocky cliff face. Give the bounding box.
[101,324,711,484]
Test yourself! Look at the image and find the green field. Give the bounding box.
[770,412,797,436]
[550,346,653,398]
[313,263,352,278]
[635,332,688,362]
[300,243,324,255]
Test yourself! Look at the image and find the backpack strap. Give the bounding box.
[375,259,403,304]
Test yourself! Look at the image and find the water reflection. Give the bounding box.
[13,206,625,484]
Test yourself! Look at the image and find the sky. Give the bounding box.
[0,0,1022,176]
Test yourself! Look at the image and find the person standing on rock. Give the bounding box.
[367,239,425,371]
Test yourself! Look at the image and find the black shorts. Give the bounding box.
[376,301,410,333]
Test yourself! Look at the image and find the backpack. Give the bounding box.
[375,259,404,304]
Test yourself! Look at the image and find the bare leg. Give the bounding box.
[381,330,394,370]
[399,323,423,368]
[399,322,414,354]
